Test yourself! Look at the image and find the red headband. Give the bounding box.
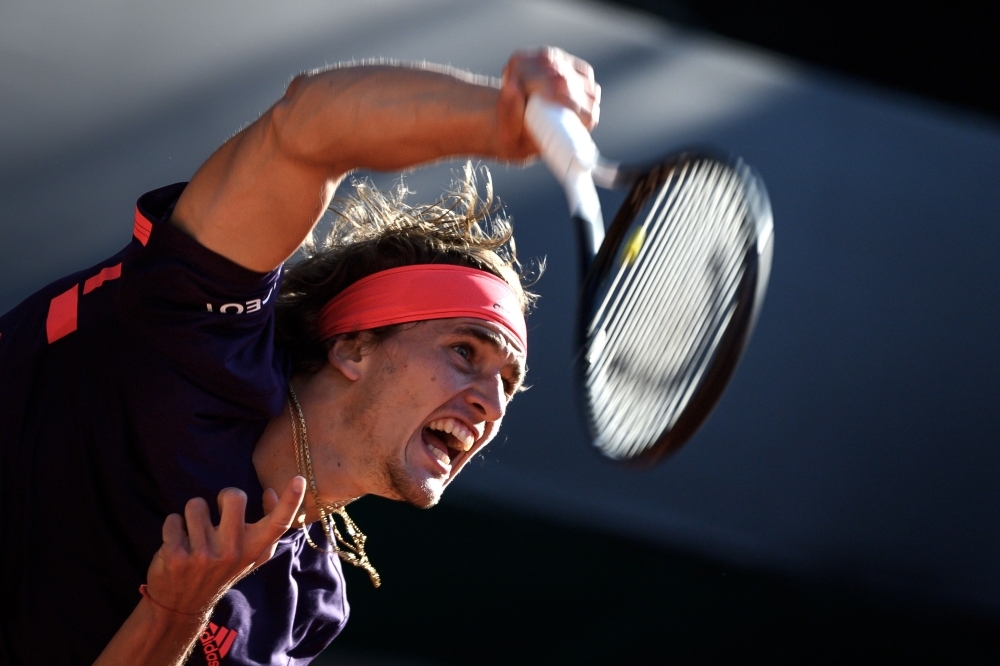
[317,265,527,351]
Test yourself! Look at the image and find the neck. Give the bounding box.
[252,368,366,524]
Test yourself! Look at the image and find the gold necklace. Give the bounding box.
[287,385,381,588]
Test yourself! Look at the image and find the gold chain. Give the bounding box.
[287,386,381,588]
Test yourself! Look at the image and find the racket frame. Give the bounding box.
[525,97,774,464]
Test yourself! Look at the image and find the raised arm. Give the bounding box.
[170,47,600,272]
[94,478,305,666]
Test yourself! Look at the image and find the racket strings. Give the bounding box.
[587,164,683,328]
[599,173,749,453]
[599,166,747,395]
[588,167,719,415]
[583,159,754,459]
[590,161,733,380]
[593,162,739,354]
[594,167,750,454]
[590,172,747,452]
[588,177,747,455]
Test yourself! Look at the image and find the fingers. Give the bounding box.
[159,479,304,580]
[183,497,213,553]
[561,51,599,130]
[267,476,306,531]
[216,487,248,547]
[248,476,306,568]
[255,477,305,542]
[571,55,594,82]
[569,54,601,128]
[504,46,601,131]
[142,482,305,619]
[262,487,279,515]
[161,513,186,547]
[155,512,194,576]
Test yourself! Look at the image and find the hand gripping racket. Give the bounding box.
[525,98,774,464]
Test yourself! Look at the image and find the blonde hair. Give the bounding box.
[276,163,540,374]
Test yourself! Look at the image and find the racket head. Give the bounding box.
[577,152,774,464]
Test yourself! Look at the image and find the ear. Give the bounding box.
[326,335,372,382]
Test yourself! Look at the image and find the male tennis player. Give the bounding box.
[0,48,599,665]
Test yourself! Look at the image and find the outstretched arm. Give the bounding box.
[170,47,600,272]
[93,478,305,666]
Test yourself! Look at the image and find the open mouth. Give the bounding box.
[422,418,476,469]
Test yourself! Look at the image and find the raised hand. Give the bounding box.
[496,47,602,160]
[142,476,306,617]
[95,478,306,665]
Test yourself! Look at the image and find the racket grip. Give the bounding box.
[524,96,605,259]
[524,96,600,176]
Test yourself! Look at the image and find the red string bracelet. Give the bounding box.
[139,584,202,618]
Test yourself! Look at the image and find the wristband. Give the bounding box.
[139,584,202,618]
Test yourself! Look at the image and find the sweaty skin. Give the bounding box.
[252,317,526,517]
[98,47,599,665]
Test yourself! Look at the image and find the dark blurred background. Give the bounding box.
[2,0,999,663]
[328,498,1000,664]
[616,0,1000,119]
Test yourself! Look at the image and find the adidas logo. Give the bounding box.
[199,622,238,665]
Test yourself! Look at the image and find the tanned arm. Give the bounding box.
[93,478,305,666]
[170,47,600,272]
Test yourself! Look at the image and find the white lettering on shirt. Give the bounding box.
[206,285,274,315]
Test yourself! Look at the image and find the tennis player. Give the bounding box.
[0,48,599,664]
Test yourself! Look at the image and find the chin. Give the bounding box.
[408,491,442,510]
[397,481,445,510]
[386,459,447,509]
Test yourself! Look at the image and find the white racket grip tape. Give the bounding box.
[524,97,605,253]
[524,96,600,175]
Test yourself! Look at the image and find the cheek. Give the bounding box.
[388,359,455,428]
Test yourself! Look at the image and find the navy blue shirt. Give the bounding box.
[0,184,348,665]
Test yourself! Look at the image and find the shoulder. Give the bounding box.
[125,182,284,316]
[1,182,290,418]
[201,528,349,664]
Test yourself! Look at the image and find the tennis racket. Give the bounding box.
[525,98,774,464]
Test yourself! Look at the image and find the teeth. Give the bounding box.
[426,418,476,452]
[426,442,451,467]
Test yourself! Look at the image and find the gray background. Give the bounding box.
[2,0,999,620]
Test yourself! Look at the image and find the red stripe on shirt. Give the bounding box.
[218,629,238,658]
[83,263,122,295]
[133,207,153,246]
[46,285,79,343]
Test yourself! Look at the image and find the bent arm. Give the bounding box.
[171,49,599,272]
[94,479,304,666]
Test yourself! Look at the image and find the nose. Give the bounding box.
[466,370,506,423]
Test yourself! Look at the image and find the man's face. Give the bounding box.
[342,317,525,508]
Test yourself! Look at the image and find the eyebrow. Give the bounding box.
[453,325,526,387]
